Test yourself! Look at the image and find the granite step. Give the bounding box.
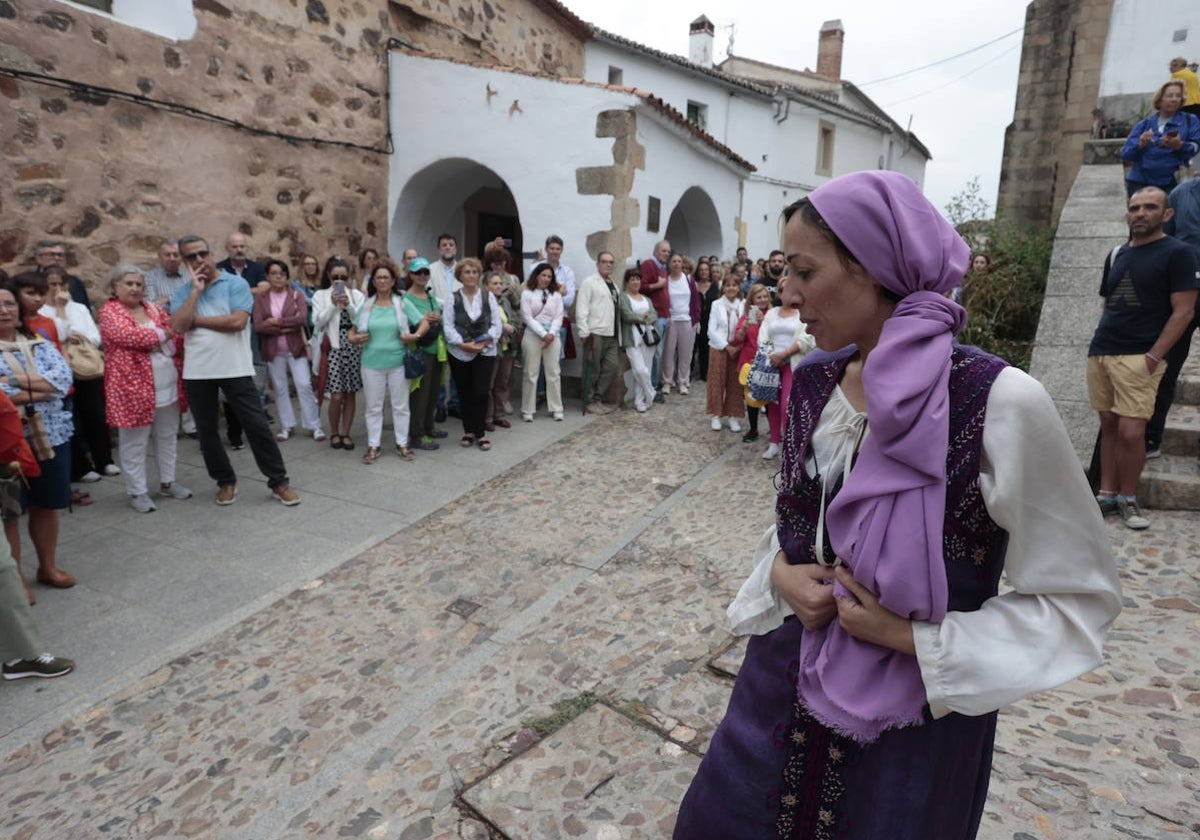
[1139,453,1200,510]
[1160,403,1200,455]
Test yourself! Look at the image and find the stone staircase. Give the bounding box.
[1030,155,1200,511]
[1140,345,1200,509]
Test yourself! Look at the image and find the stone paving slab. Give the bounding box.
[0,388,1198,840]
[461,704,699,839]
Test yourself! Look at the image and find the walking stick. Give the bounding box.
[581,337,592,416]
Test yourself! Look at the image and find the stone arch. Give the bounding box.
[391,158,523,266]
[663,186,722,259]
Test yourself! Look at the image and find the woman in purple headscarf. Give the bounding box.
[672,171,1122,840]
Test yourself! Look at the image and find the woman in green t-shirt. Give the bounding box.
[348,259,425,464]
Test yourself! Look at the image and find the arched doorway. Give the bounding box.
[391,158,523,270]
[664,186,722,258]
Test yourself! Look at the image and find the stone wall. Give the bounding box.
[386,0,586,76]
[0,0,585,296]
[996,0,1114,227]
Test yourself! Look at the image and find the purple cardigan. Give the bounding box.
[252,288,309,361]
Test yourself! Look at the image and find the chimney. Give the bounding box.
[689,15,714,68]
[816,19,844,80]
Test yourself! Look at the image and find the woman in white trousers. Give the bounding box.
[519,263,565,421]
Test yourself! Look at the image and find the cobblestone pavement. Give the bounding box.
[1,391,1197,839]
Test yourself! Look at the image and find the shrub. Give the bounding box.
[945,178,1055,371]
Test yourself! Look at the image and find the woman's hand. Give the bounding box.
[768,350,788,367]
[540,334,554,349]
[725,345,740,358]
[1138,129,1154,148]
[333,293,349,308]
[504,323,516,336]
[770,552,836,630]
[347,329,369,346]
[833,566,916,655]
[1162,133,1183,150]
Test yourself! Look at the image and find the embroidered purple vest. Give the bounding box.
[776,345,1009,613]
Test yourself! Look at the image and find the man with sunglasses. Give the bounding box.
[170,236,300,507]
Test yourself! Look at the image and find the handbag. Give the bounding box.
[637,322,661,346]
[403,347,427,379]
[747,344,781,404]
[64,335,104,380]
[1,344,56,461]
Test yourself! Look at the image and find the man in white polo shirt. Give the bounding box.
[171,235,299,507]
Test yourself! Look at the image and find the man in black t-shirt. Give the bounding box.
[1087,186,1200,530]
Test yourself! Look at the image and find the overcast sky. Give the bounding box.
[563,0,1032,219]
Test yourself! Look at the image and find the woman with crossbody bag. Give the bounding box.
[254,260,324,442]
[0,283,75,592]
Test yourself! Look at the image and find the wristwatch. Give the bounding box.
[7,375,18,388]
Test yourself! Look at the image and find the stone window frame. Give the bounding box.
[816,120,836,177]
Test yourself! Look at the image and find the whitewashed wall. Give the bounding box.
[388,52,744,273]
[583,39,928,258]
[1100,0,1200,99]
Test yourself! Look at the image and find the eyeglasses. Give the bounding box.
[598,259,615,264]
[413,270,431,276]
[182,251,210,262]
[329,273,349,280]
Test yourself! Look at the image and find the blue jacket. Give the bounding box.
[1166,179,1200,250]
[1121,111,1200,187]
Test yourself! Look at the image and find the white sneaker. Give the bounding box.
[729,419,742,432]
[661,384,671,395]
[103,464,122,477]
[159,483,193,500]
[553,411,564,421]
[313,428,327,442]
[129,494,157,513]
[710,416,722,431]
[679,384,689,395]
[762,443,779,459]
[635,403,648,413]
[522,413,533,423]
[79,471,101,483]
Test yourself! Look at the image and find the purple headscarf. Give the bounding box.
[796,171,969,742]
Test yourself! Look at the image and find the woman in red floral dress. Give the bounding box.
[98,265,191,513]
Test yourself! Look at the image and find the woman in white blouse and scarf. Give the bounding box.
[674,171,1121,840]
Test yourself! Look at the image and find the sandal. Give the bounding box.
[396,445,414,461]
[342,437,355,451]
[477,438,492,451]
[330,435,344,449]
[70,489,94,506]
[460,435,476,447]
[362,446,381,465]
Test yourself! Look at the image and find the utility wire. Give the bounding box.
[858,26,1022,87]
[0,65,393,155]
[881,43,1021,108]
